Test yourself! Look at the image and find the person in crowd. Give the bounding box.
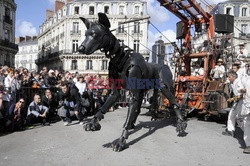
[232,63,240,73]
[26,94,49,126]
[54,69,61,82]
[0,68,5,85]
[41,66,49,87]
[59,81,84,126]
[222,71,243,137]
[0,91,5,130]
[96,74,105,89]
[236,42,248,60]
[64,71,73,83]
[3,68,21,109]
[81,91,90,116]
[192,61,204,76]
[231,63,246,82]
[7,98,26,131]
[211,59,225,80]
[21,73,32,87]
[236,60,248,80]
[75,75,87,96]
[46,70,57,88]
[72,72,79,83]
[41,89,58,119]
[239,63,250,154]
[32,72,42,87]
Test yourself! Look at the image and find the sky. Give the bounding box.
[15,0,227,49]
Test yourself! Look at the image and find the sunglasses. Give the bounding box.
[19,101,24,103]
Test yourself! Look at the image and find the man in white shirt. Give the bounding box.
[222,70,243,137]
[211,59,225,80]
[239,63,250,153]
[236,42,248,60]
[192,62,204,76]
[75,75,87,96]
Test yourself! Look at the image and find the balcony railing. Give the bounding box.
[116,30,127,35]
[4,16,12,25]
[70,30,81,36]
[36,49,75,64]
[0,39,18,50]
[86,66,93,70]
[132,30,143,35]
[240,33,250,38]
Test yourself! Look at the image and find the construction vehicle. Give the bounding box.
[156,0,232,119]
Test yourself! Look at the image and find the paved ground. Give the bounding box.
[0,108,250,166]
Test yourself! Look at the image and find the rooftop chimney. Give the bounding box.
[55,0,65,12]
[25,36,31,41]
[15,37,25,44]
[46,9,54,20]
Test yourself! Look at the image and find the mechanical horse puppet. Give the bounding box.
[78,13,187,152]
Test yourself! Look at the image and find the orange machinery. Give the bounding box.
[156,0,228,114]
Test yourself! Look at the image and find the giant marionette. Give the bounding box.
[78,13,187,152]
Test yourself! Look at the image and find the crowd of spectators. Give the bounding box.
[0,65,126,132]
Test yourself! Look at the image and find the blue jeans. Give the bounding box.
[65,109,72,123]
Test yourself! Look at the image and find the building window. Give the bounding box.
[4,29,10,41]
[135,6,139,14]
[119,6,124,15]
[104,6,109,14]
[86,60,93,70]
[5,7,10,17]
[101,60,108,70]
[226,7,231,15]
[242,7,247,17]
[133,40,140,53]
[71,60,78,70]
[89,6,94,15]
[134,22,140,33]
[241,24,247,34]
[72,40,78,52]
[74,7,79,14]
[73,22,79,33]
[118,22,125,33]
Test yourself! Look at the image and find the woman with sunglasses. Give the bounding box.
[6,98,26,131]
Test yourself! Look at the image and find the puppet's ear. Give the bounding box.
[98,13,111,29]
[80,17,91,29]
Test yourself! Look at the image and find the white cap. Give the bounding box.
[48,69,54,73]
[239,42,245,46]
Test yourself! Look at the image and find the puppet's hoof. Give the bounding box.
[84,118,101,131]
[112,138,127,152]
[176,119,187,134]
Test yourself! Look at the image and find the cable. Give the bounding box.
[124,30,158,56]
[149,21,176,52]
[199,0,213,10]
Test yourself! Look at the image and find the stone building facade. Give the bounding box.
[212,0,250,53]
[36,0,149,76]
[15,36,38,71]
[0,0,18,66]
